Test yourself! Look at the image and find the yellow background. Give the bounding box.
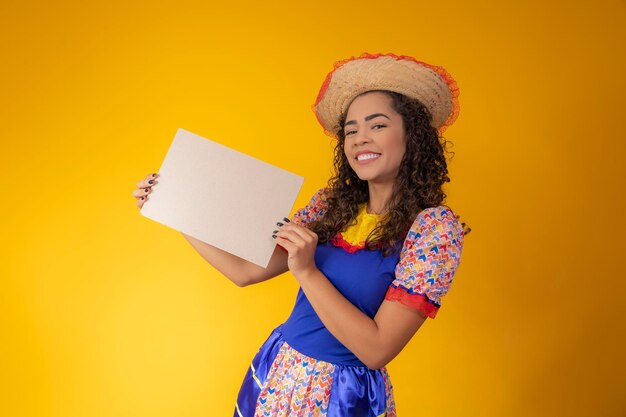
[1,0,624,416]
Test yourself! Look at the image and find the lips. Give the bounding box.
[354,150,382,160]
[355,153,381,165]
[356,153,381,161]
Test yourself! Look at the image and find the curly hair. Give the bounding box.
[307,90,472,257]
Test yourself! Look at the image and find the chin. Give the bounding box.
[350,167,370,180]
[356,173,376,181]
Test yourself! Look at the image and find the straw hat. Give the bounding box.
[312,52,460,139]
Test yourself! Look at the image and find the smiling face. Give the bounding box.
[342,91,406,185]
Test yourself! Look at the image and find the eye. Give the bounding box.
[345,130,356,136]
[372,124,386,130]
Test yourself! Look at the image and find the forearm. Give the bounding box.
[181,232,254,287]
[296,268,382,368]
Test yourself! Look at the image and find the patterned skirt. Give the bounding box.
[234,324,396,417]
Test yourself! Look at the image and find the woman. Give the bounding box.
[132,53,471,416]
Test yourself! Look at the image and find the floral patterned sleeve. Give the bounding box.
[384,206,465,319]
[289,187,330,227]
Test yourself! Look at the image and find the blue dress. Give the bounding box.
[234,188,465,417]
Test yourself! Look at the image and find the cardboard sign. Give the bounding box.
[141,128,304,268]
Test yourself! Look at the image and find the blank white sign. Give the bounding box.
[140,128,304,268]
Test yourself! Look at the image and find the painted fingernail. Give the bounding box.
[141,197,145,200]
[148,180,154,184]
[276,222,283,226]
[151,173,157,177]
[283,217,290,223]
[272,234,277,238]
[145,188,149,193]
[272,230,278,233]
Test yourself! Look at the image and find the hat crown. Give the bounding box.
[313,53,460,139]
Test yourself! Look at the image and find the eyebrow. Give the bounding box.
[344,113,391,127]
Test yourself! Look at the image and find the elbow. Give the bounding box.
[361,353,389,370]
[230,275,252,287]
[234,274,264,287]
[354,341,390,370]
[234,278,250,288]
[364,359,387,370]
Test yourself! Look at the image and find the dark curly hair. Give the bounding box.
[308,90,472,257]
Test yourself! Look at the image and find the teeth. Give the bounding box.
[357,153,381,161]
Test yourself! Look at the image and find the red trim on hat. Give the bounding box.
[312,52,460,136]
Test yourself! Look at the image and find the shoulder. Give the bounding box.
[310,187,332,203]
[405,205,465,248]
[306,187,332,211]
[290,187,332,226]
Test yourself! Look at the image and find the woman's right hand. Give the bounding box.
[133,172,159,208]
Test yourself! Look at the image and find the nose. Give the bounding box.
[352,129,371,146]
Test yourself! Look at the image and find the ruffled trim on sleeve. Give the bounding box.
[384,285,440,319]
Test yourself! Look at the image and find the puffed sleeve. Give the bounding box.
[384,206,465,319]
[289,187,330,227]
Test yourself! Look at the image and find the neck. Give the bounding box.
[366,182,395,215]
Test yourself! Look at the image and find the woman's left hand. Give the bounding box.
[272,221,319,279]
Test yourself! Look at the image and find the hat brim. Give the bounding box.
[312,53,460,139]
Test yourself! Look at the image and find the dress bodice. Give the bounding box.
[281,203,400,366]
[281,188,465,366]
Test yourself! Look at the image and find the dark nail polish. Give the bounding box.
[148,180,154,184]
[272,230,278,233]
[276,222,283,226]
[141,197,144,200]
[151,173,157,177]
[272,234,277,238]
[283,217,290,223]
[145,188,149,192]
